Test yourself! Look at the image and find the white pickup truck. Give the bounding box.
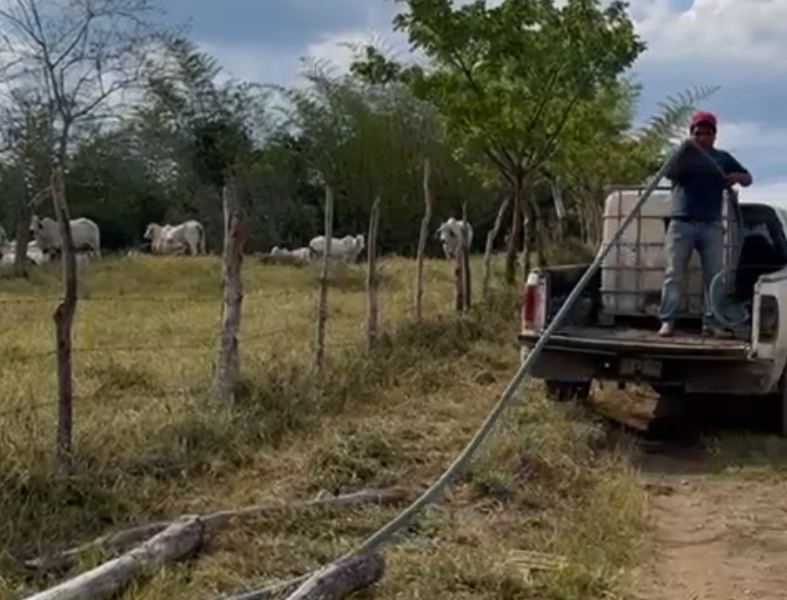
[519,185,787,435]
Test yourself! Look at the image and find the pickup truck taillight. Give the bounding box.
[521,272,546,332]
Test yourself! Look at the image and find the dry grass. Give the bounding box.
[0,254,644,600]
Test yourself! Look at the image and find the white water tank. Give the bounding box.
[599,187,733,317]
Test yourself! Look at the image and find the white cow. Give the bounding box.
[260,246,308,267]
[436,218,473,259]
[143,224,174,253]
[144,220,206,255]
[30,216,101,258]
[290,247,311,261]
[0,240,48,268]
[309,234,365,263]
[273,246,310,259]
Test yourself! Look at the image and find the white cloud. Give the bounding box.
[719,122,787,154]
[634,0,787,65]
[742,180,787,207]
[202,42,302,87]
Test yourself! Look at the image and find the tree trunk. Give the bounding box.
[504,174,523,285]
[50,166,77,462]
[13,210,33,277]
[414,158,432,320]
[365,198,380,351]
[481,195,510,299]
[522,201,535,279]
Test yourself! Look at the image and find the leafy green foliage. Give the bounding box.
[353,0,645,180]
[141,38,260,188]
[638,84,722,145]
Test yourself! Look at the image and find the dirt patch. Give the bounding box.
[635,457,787,599]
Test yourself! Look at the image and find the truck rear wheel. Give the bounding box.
[647,388,698,443]
[544,380,591,403]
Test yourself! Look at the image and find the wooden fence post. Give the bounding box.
[365,198,380,351]
[481,196,510,300]
[414,158,432,320]
[313,186,334,375]
[211,181,247,402]
[454,203,471,313]
[51,165,78,462]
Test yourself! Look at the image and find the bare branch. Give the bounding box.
[0,0,170,159]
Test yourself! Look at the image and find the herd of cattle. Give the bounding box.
[0,215,474,268]
[263,217,473,265]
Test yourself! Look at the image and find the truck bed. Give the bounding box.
[520,325,749,358]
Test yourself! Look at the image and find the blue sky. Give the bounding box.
[165,0,787,205]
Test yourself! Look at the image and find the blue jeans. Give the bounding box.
[659,219,724,323]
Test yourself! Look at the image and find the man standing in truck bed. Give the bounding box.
[658,110,753,337]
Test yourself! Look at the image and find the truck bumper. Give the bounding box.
[518,333,773,395]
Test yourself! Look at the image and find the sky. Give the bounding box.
[161,0,786,206]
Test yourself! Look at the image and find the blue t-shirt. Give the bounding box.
[668,146,748,221]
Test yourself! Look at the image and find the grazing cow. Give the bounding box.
[269,246,311,263]
[0,240,48,268]
[30,215,101,258]
[264,246,310,266]
[144,220,206,255]
[436,218,473,259]
[290,247,311,261]
[309,234,365,263]
[143,224,174,253]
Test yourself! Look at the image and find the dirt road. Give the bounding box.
[634,452,787,600]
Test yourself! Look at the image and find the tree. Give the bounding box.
[352,0,645,283]
[0,0,173,458]
[135,37,267,249]
[538,82,720,261]
[0,87,56,275]
[273,60,490,255]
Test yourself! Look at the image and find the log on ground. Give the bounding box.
[284,553,385,600]
[25,487,411,574]
[22,516,204,600]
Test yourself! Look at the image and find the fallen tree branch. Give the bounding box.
[26,487,411,575]
[284,552,385,600]
[22,516,204,600]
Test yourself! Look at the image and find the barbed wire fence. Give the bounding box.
[0,181,473,466]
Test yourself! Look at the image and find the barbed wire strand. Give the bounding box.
[0,338,362,419]
[0,289,304,304]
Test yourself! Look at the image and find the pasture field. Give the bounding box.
[0,255,644,600]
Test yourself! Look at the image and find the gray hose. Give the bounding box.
[213,139,715,600]
[709,266,750,329]
[707,186,749,328]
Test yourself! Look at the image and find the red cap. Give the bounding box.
[690,110,717,130]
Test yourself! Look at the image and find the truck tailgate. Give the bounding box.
[519,326,749,358]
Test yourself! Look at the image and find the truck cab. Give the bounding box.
[518,184,787,434]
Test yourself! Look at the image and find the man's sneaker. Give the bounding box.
[657,322,674,337]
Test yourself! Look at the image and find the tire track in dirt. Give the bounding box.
[634,454,787,600]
